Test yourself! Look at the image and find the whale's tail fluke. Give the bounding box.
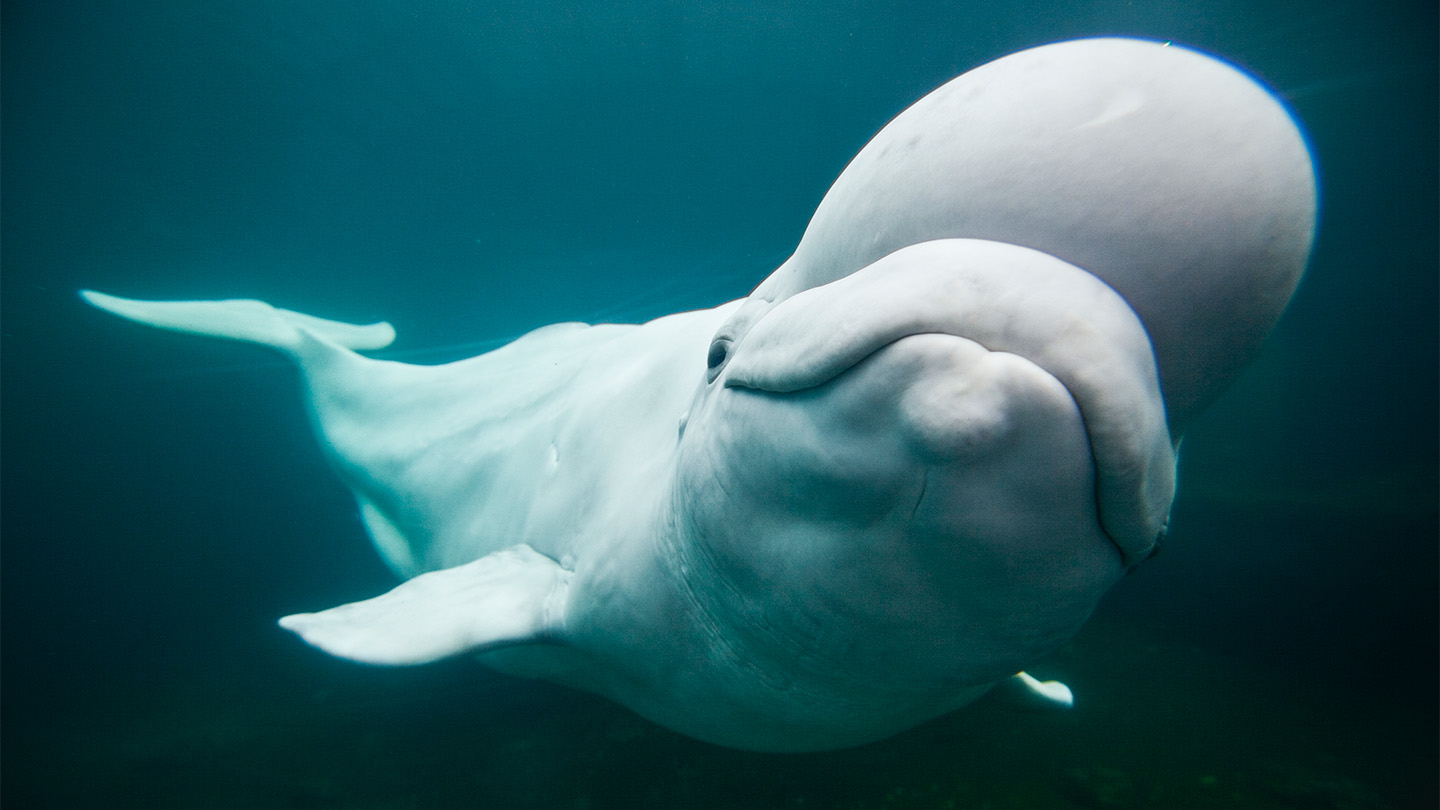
[80,289,429,577]
[79,290,396,355]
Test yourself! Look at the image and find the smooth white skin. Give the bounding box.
[83,241,1148,752]
[79,38,1316,752]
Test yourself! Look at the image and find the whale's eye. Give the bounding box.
[705,337,732,382]
[707,340,728,369]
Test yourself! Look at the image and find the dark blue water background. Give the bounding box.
[4,1,1435,807]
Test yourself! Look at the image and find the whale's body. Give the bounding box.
[82,39,1316,752]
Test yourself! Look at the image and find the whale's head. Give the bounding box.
[666,38,1314,716]
[673,239,1165,707]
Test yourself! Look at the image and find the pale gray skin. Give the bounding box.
[82,38,1315,752]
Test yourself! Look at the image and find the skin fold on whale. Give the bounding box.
[80,38,1316,752]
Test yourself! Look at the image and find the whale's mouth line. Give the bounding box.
[722,328,955,395]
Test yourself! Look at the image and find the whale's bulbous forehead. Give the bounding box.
[746,37,1317,432]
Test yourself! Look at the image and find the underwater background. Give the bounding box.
[3,1,1435,808]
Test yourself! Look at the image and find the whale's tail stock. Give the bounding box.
[79,289,576,667]
[79,289,432,578]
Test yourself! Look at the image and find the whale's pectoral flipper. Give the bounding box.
[79,290,396,353]
[983,671,1076,711]
[279,545,573,666]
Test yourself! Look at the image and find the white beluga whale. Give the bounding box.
[81,38,1316,752]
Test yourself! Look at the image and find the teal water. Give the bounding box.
[4,1,1435,808]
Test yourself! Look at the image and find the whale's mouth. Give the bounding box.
[720,239,1174,567]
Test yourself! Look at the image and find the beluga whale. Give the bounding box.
[82,38,1316,752]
